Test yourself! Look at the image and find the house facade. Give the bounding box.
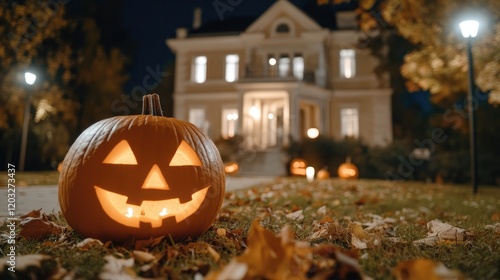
[167,0,392,152]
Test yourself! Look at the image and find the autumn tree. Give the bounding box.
[0,0,78,169]
[353,0,500,104]
[0,0,130,169]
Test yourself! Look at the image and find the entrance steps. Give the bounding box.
[236,148,287,176]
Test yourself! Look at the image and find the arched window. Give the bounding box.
[276,23,290,33]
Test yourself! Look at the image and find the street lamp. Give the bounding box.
[459,19,479,194]
[19,72,36,171]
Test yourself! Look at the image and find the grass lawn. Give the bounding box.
[0,171,59,186]
[1,177,499,279]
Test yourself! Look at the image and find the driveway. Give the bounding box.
[0,176,275,219]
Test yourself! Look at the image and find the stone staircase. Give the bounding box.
[236,148,287,176]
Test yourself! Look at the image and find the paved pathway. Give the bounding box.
[0,176,275,219]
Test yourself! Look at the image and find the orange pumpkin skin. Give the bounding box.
[59,95,225,242]
[338,163,359,180]
[316,169,330,180]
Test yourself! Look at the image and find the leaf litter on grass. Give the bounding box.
[1,178,500,279]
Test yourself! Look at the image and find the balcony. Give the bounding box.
[242,64,315,84]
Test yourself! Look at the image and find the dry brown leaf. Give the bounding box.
[19,217,64,240]
[392,259,467,280]
[207,220,312,279]
[98,255,136,280]
[76,238,103,250]
[19,208,43,219]
[414,220,470,245]
[286,209,304,221]
[349,222,380,249]
[133,250,156,264]
[133,235,165,251]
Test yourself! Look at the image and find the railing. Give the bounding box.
[243,64,315,84]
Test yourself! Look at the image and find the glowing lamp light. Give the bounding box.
[269,58,277,66]
[306,166,315,182]
[307,128,319,139]
[459,20,479,38]
[250,106,260,119]
[58,94,225,242]
[267,113,274,120]
[25,72,37,85]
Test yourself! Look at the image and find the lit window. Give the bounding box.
[340,49,356,79]
[293,55,304,80]
[193,56,207,83]
[278,55,290,77]
[221,108,238,138]
[225,54,239,82]
[189,108,206,129]
[340,108,359,138]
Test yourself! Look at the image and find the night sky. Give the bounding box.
[121,0,319,91]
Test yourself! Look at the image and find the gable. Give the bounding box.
[245,0,323,34]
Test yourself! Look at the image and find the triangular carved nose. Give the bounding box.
[141,164,169,190]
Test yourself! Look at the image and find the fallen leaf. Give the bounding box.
[392,259,467,280]
[133,235,165,251]
[20,208,43,219]
[98,255,136,280]
[286,209,304,221]
[349,222,380,249]
[317,205,327,215]
[485,223,500,234]
[133,250,156,264]
[206,220,312,279]
[19,217,64,240]
[414,220,470,245]
[76,238,103,250]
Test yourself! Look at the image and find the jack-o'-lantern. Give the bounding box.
[317,168,330,180]
[224,162,239,175]
[58,94,225,242]
[290,158,307,176]
[337,157,358,180]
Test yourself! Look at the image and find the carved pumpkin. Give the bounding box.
[337,157,358,180]
[316,168,330,180]
[58,94,225,242]
[224,162,239,176]
[290,158,307,176]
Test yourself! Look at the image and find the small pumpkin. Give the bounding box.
[58,94,225,242]
[290,158,307,176]
[316,168,330,180]
[337,157,358,180]
[224,161,239,175]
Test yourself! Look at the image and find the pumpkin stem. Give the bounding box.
[346,156,351,163]
[142,93,164,116]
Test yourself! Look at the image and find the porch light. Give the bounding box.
[269,58,277,66]
[267,113,274,120]
[250,106,260,119]
[307,128,319,139]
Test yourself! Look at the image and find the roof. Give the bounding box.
[187,1,357,37]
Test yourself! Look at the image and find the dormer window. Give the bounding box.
[276,23,290,33]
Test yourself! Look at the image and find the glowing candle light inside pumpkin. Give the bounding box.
[159,208,168,217]
[125,208,134,218]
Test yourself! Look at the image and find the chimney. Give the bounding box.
[193,7,202,30]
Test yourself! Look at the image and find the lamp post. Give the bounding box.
[459,20,479,194]
[19,72,36,172]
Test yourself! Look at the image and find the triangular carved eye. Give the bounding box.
[103,140,138,165]
[169,140,202,166]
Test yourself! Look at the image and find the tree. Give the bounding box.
[0,0,78,168]
[357,0,500,104]
[0,0,130,169]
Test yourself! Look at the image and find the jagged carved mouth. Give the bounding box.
[94,186,209,228]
